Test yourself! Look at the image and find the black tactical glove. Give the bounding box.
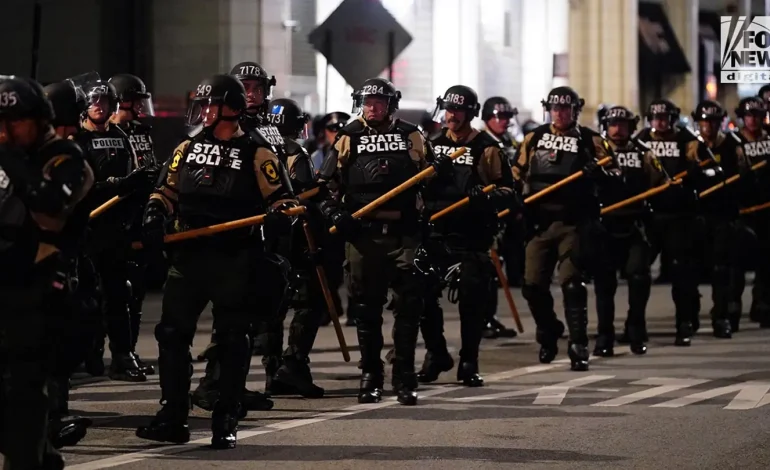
[489,187,523,215]
[141,198,167,252]
[111,166,160,196]
[264,200,300,240]
[330,210,361,240]
[582,159,605,178]
[430,154,454,179]
[468,184,491,210]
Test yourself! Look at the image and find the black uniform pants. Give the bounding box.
[421,234,493,363]
[127,252,148,351]
[648,215,701,329]
[92,247,133,355]
[593,220,651,342]
[345,230,423,385]
[702,215,743,322]
[155,243,262,418]
[732,215,770,318]
[0,258,63,469]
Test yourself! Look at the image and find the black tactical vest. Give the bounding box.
[524,125,596,210]
[698,133,741,215]
[498,132,518,167]
[737,129,770,205]
[73,125,134,182]
[341,119,419,214]
[121,120,156,168]
[176,133,264,227]
[285,138,314,191]
[600,141,650,216]
[426,129,500,211]
[636,128,697,215]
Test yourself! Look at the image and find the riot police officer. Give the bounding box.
[637,99,711,346]
[109,73,158,375]
[417,85,519,387]
[691,100,747,337]
[593,106,666,356]
[136,74,298,449]
[0,75,94,470]
[481,96,522,338]
[229,61,283,148]
[513,86,612,371]
[732,96,770,327]
[72,80,156,381]
[318,77,441,405]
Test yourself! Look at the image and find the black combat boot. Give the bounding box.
[485,317,517,338]
[523,284,563,363]
[563,280,590,371]
[274,356,325,398]
[210,406,238,449]
[592,334,614,357]
[456,361,484,387]
[84,337,105,377]
[537,321,565,364]
[674,321,693,346]
[264,356,292,396]
[358,371,384,403]
[354,303,385,403]
[109,352,147,382]
[49,415,93,449]
[417,351,454,383]
[392,363,418,406]
[137,399,191,444]
[711,264,733,339]
[728,301,742,332]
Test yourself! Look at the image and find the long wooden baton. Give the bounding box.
[498,156,613,218]
[740,200,770,215]
[329,147,468,234]
[297,186,320,201]
[90,195,122,219]
[429,184,496,222]
[302,221,350,362]
[131,206,306,249]
[489,248,524,333]
[601,159,713,215]
[699,160,768,198]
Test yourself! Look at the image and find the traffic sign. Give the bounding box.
[308,0,413,89]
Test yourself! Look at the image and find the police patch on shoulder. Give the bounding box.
[169,149,183,173]
[260,160,281,184]
[652,157,663,172]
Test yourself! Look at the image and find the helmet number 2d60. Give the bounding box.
[445,93,465,105]
[196,84,212,97]
[548,94,572,105]
[0,91,18,107]
[362,84,385,95]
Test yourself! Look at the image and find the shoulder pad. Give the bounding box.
[340,119,365,135]
[394,119,419,135]
[284,138,305,157]
[248,128,271,147]
[578,125,601,140]
[475,130,504,149]
[39,136,85,161]
[111,124,130,139]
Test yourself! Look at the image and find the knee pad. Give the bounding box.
[154,323,194,348]
[561,278,587,305]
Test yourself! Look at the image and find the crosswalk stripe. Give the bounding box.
[591,377,709,407]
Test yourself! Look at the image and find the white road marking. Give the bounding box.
[652,381,770,409]
[67,361,560,470]
[591,377,709,407]
[450,375,615,404]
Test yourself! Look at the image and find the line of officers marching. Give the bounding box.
[1,60,770,468]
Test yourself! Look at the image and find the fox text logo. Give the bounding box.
[721,16,770,83]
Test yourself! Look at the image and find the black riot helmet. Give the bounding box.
[267,98,310,139]
[541,86,584,125]
[108,73,155,117]
[229,61,276,117]
[735,96,766,118]
[322,111,351,132]
[596,103,613,128]
[351,77,401,126]
[43,81,86,128]
[185,74,247,129]
[645,99,680,128]
[432,85,480,125]
[0,75,54,123]
[691,100,726,122]
[600,105,639,137]
[83,80,118,124]
[481,96,518,122]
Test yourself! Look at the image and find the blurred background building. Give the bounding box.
[0,0,767,150]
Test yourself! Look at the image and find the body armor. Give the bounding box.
[176,134,265,227]
[636,128,697,214]
[120,120,156,168]
[72,126,133,182]
[600,141,650,216]
[341,119,419,214]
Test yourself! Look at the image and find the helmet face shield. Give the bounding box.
[185,97,224,128]
[121,92,155,117]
